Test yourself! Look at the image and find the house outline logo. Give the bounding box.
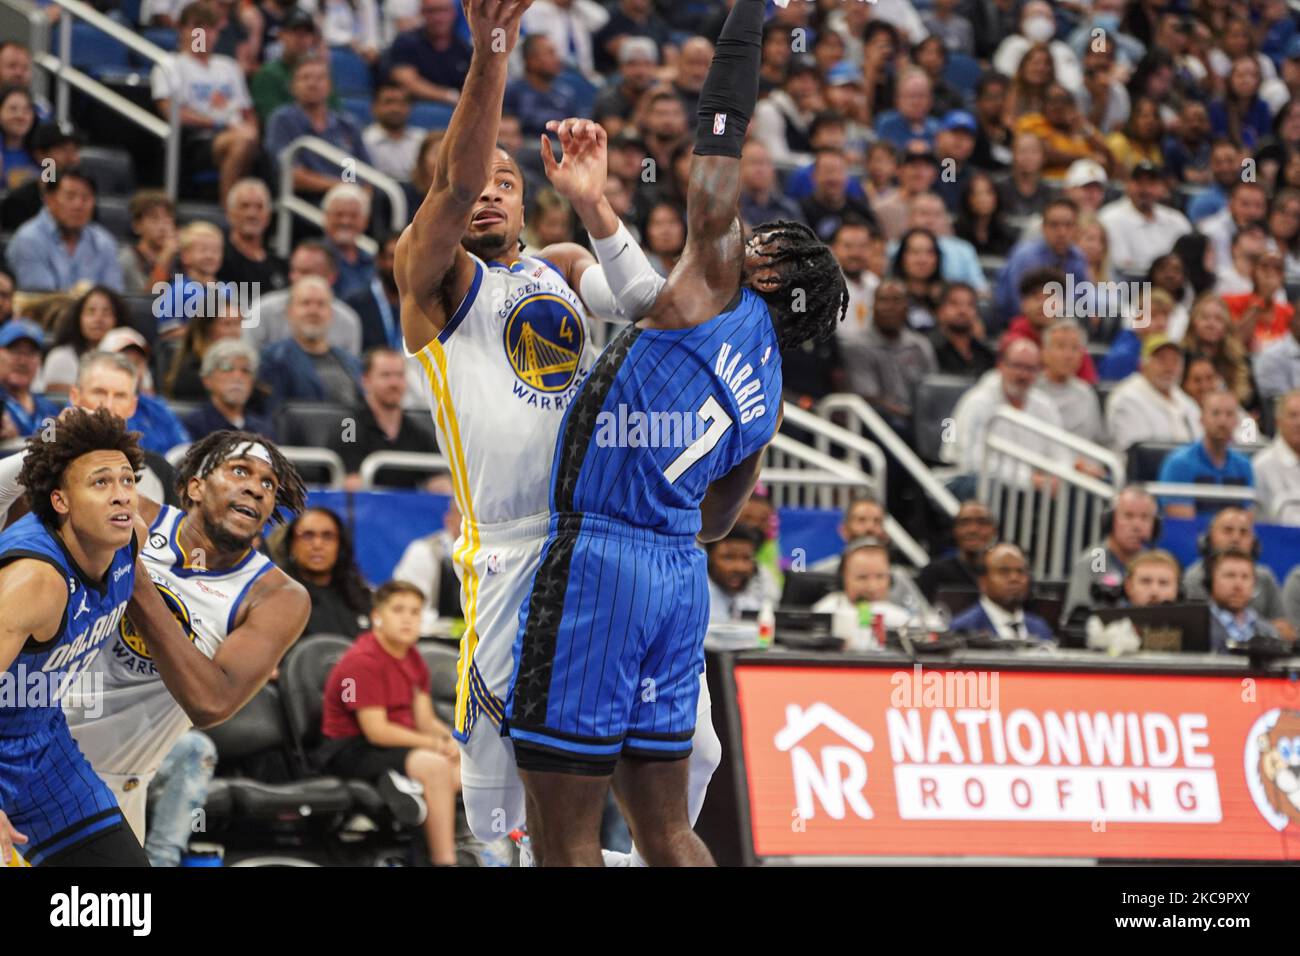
[775,702,875,822]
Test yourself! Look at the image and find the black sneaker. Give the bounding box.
[378,770,428,826]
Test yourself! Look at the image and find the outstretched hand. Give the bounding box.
[463,0,533,57]
[540,119,609,207]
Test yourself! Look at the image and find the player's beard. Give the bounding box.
[461,227,513,261]
[201,504,259,555]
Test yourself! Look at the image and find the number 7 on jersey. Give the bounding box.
[664,396,733,484]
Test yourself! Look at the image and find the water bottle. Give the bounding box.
[757,600,775,648]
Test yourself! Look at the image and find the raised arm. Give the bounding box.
[537,118,666,322]
[394,0,532,352]
[648,0,767,328]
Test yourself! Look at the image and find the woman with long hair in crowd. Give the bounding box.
[276,507,373,640]
[521,189,574,251]
[1255,100,1300,189]
[956,171,1017,257]
[1184,292,1256,410]
[0,85,36,190]
[1004,42,1055,121]
[1171,231,1218,297]
[1210,55,1272,149]
[1106,96,1164,175]
[643,201,687,278]
[1266,187,1300,284]
[41,285,128,394]
[1147,251,1193,341]
[891,227,945,329]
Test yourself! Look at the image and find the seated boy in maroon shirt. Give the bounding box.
[318,580,461,865]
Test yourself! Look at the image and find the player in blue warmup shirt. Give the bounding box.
[505,0,849,867]
[0,407,148,866]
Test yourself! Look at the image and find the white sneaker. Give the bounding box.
[378,770,428,826]
[601,849,634,867]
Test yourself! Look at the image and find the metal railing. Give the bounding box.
[1140,483,1260,508]
[358,451,449,488]
[275,136,407,257]
[37,0,181,197]
[1270,493,1300,525]
[977,407,1125,580]
[768,405,929,568]
[815,393,960,518]
[275,446,346,488]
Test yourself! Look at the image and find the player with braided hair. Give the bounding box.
[505,0,848,866]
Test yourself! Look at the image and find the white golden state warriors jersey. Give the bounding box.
[407,252,597,528]
[62,504,276,774]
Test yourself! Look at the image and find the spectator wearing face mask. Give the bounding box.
[992,1,1083,93]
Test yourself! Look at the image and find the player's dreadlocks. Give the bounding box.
[175,430,307,523]
[19,407,145,526]
[751,220,850,350]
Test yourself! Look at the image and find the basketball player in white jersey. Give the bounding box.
[394,0,718,860]
[0,428,310,841]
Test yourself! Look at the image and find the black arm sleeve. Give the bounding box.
[693,0,766,159]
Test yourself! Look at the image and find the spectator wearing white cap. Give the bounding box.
[98,326,192,455]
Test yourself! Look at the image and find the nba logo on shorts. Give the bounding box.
[486,553,502,575]
[713,113,727,135]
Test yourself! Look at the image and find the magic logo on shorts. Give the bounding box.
[116,581,196,669]
[502,292,584,394]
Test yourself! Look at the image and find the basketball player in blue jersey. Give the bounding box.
[505,0,849,865]
[0,408,147,866]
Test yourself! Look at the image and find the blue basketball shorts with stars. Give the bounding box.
[504,513,710,776]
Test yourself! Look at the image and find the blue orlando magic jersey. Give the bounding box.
[550,288,783,535]
[0,513,136,739]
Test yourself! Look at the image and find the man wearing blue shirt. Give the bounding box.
[1157,390,1255,519]
[504,35,585,138]
[7,168,122,292]
[389,0,472,105]
[265,58,371,200]
[994,197,1088,328]
[874,68,941,151]
[0,320,59,436]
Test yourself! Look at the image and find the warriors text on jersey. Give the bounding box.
[0,513,137,864]
[63,503,277,775]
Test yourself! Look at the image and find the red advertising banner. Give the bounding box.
[734,663,1300,860]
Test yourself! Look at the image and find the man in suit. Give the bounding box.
[950,543,1053,641]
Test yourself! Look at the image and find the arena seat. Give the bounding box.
[120,297,161,348]
[330,47,372,97]
[942,53,981,94]
[913,374,976,464]
[95,196,133,240]
[175,202,228,231]
[80,146,136,196]
[410,101,455,130]
[277,402,351,448]
[278,635,352,774]
[419,640,459,726]
[278,635,410,829]
[340,96,372,130]
[1127,440,1264,483]
[71,23,130,76]
[203,683,353,821]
